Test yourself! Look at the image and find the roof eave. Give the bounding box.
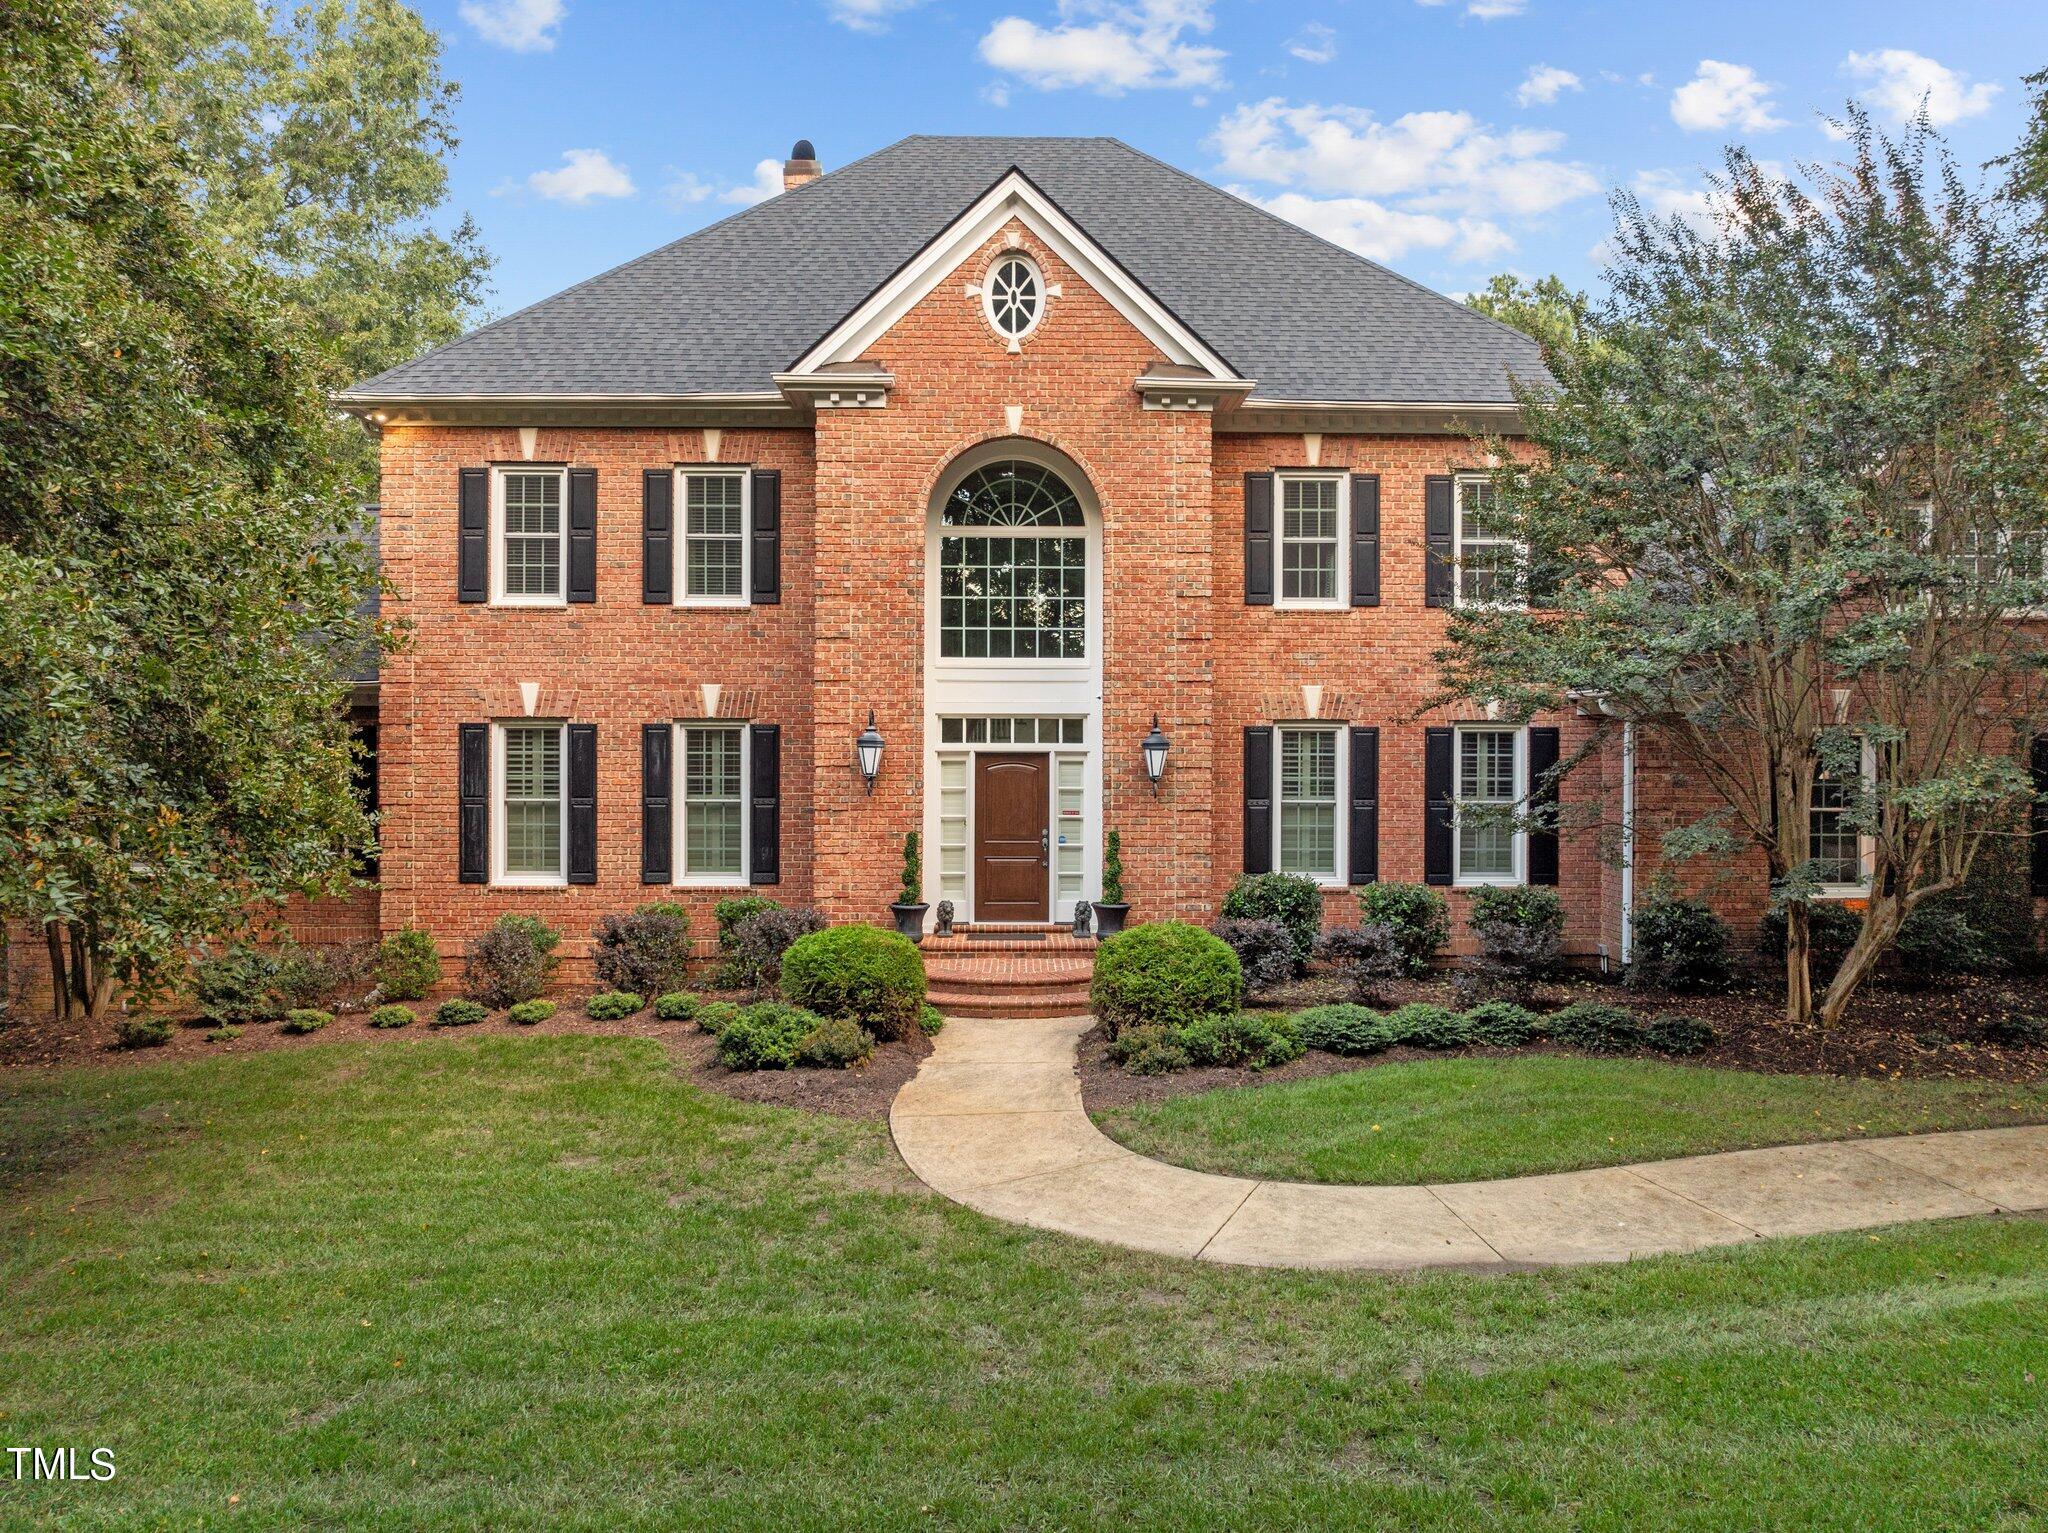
[332,391,802,428]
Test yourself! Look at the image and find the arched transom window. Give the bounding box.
[938,462,1086,659]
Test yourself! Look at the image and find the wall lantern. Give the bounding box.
[1140,714,1170,795]
[855,709,885,794]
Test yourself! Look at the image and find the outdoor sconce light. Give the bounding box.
[1141,714,1170,795]
[855,709,885,794]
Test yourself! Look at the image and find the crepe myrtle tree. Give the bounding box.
[1437,110,2048,1033]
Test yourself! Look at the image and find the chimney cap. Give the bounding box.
[789,138,816,162]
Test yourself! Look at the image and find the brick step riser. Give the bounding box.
[926,986,1092,1007]
[924,966,1094,985]
[931,997,1094,1020]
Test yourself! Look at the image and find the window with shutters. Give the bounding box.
[496,722,566,884]
[676,723,747,883]
[680,470,749,605]
[494,468,567,605]
[1808,737,1873,896]
[1454,726,1524,885]
[1275,726,1343,884]
[1454,475,1525,609]
[1275,473,1347,608]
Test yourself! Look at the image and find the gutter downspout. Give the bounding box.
[1620,721,1636,966]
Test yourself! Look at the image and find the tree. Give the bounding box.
[1437,111,2048,1033]
[0,0,388,1018]
[1466,273,1595,362]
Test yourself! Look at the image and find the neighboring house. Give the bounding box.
[333,133,1635,988]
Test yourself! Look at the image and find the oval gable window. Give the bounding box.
[983,255,1043,340]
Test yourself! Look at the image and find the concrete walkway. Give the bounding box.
[889,1015,2048,1270]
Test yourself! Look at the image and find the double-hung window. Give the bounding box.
[1455,475,1523,608]
[495,468,566,604]
[1277,473,1345,607]
[1809,738,1873,896]
[497,722,565,884]
[1275,726,1342,883]
[1454,726,1523,885]
[682,470,748,604]
[678,723,747,883]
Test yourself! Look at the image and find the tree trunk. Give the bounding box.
[45,922,71,1022]
[1819,896,1905,1031]
[1782,901,1815,1031]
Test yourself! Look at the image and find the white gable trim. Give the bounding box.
[787,169,1238,381]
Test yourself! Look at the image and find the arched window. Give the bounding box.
[938,462,1086,659]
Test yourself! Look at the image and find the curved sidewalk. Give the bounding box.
[889,1015,2048,1271]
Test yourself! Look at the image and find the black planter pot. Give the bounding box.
[890,902,930,941]
[1092,902,1130,937]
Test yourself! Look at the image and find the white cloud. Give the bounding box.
[1842,49,1998,126]
[511,149,635,205]
[720,159,786,207]
[826,0,925,32]
[982,80,1013,107]
[1240,188,1513,264]
[1288,22,1336,64]
[661,171,713,209]
[979,0,1224,94]
[1514,64,1581,107]
[1670,59,1785,133]
[1416,0,1525,17]
[459,0,563,52]
[1629,169,1715,233]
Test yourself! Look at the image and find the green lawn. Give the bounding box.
[3,1037,2046,1529]
[1094,1054,2048,1185]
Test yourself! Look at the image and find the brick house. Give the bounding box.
[328,133,1646,995]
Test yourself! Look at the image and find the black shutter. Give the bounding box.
[643,470,673,605]
[1243,726,1274,873]
[1424,726,1454,885]
[567,468,597,604]
[1424,475,1454,608]
[2033,735,2048,896]
[458,468,489,603]
[1527,726,1560,886]
[750,469,781,606]
[641,724,672,884]
[1350,474,1381,608]
[458,723,489,883]
[567,723,597,884]
[1349,727,1380,885]
[1244,473,1274,606]
[750,723,781,885]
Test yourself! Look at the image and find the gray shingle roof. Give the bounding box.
[344,136,1545,406]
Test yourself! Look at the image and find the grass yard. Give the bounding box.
[4,1036,2047,1529]
[1093,1054,2048,1186]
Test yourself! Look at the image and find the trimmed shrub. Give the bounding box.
[1177,1011,1304,1070]
[1210,917,1297,994]
[1626,897,1734,993]
[728,906,828,994]
[375,927,442,1002]
[697,1001,742,1036]
[1758,902,1861,982]
[367,1004,414,1029]
[433,998,488,1028]
[1464,999,1540,1047]
[714,895,782,984]
[1891,904,1993,985]
[1315,922,1407,1005]
[1356,883,1450,976]
[1937,832,2041,972]
[114,1014,173,1049]
[1106,1024,1190,1075]
[194,945,282,1025]
[796,1014,875,1069]
[1383,1003,1473,1050]
[1548,1000,1645,1053]
[585,991,644,1020]
[919,1003,946,1036]
[1220,873,1323,967]
[593,906,694,998]
[1292,1003,1394,1056]
[507,999,556,1026]
[780,925,927,1041]
[281,1008,332,1035]
[1982,1013,2046,1048]
[1101,828,1126,906]
[654,991,701,1021]
[462,916,560,1009]
[716,1002,823,1071]
[1645,1012,1716,1055]
[1090,922,1243,1039]
[1461,886,1564,1001]
[204,1024,242,1044]
[273,943,375,1010]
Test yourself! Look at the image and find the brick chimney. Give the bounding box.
[782,139,820,193]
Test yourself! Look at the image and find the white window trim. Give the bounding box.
[672,720,751,888]
[982,252,1046,342]
[1916,502,2047,620]
[675,467,751,609]
[491,466,568,608]
[1273,471,1349,611]
[1452,724,1527,888]
[1811,735,1876,900]
[1273,723,1347,888]
[1453,472,1527,612]
[492,720,568,887]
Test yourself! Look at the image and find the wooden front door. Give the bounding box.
[974,754,1050,921]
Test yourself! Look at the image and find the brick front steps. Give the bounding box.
[922,928,1096,1020]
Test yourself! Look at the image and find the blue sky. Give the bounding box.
[419,0,2047,318]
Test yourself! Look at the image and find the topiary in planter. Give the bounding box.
[461,916,560,1009]
[654,991,701,1021]
[367,1004,414,1029]
[280,1008,332,1035]
[1356,883,1451,976]
[1220,873,1322,968]
[1090,922,1242,1039]
[1292,1003,1394,1056]
[779,925,927,1041]
[1548,1000,1646,1053]
[585,991,644,1020]
[592,906,693,998]
[433,998,488,1028]
[374,927,442,1002]
[507,999,556,1026]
